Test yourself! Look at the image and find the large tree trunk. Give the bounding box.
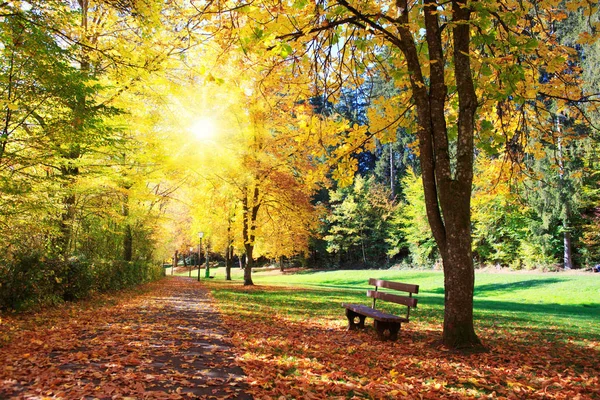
[123,224,133,261]
[243,244,254,286]
[226,244,233,280]
[225,222,233,280]
[440,201,479,348]
[394,0,481,349]
[184,248,190,277]
[441,0,480,349]
[563,228,573,270]
[58,188,78,257]
[173,250,178,274]
[241,186,260,286]
[57,0,91,258]
[204,243,210,278]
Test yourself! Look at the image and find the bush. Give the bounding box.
[0,254,163,311]
[0,252,54,310]
[56,258,95,301]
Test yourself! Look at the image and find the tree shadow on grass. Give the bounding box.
[475,278,565,296]
[429,278,563,296]
[413,294,600,340]
[260,270,437,291]
[420,293,599,317]
[316,272,436,287]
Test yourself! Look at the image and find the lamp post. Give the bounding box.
[198,232,204,281]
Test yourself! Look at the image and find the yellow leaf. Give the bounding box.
[577,32,596,45]
[467,377,480,386]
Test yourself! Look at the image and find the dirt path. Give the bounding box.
[0,277,252,399]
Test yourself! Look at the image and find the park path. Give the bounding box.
[0,277,252,399]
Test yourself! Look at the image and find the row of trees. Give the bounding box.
[320,142,600,271]
[0,0,209,309]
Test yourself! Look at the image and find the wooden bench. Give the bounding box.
[342,278,419,341]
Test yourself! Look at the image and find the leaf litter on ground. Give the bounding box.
[2,275,598,399]
[0,277,251,400]
[208,280,599,400]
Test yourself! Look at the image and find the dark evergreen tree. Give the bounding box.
[324,176,399,267]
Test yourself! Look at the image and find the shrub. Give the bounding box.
[0,254,163,311]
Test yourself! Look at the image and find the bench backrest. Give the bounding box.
[367,278,419,320]
[368,278,419,294]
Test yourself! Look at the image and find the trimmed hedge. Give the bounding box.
[0,255,163,311]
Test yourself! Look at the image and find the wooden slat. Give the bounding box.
[342,303,408,323]
[367,290,418,308]
[368,278,419,294]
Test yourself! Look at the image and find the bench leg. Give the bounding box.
[374,320,401,341]
[345,309,366,330]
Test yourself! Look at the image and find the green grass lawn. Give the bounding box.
[188,267,599,398]
[202,266,600,341]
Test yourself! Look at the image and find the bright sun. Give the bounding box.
[189,117,218,141]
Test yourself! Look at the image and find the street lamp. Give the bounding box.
[198,232,204,281]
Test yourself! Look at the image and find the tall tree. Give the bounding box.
[228,0,600,348]
[170,46,328,285]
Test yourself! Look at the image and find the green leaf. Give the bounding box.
[481,63,493,77]
[481,119,494,133]
[525,38,539,50]
[280,43,293,58]
[292,0,308,10]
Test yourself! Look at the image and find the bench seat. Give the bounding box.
[342,278,418,341]
[341,303,409,323]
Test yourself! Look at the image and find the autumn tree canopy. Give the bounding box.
[1,0,599,351]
